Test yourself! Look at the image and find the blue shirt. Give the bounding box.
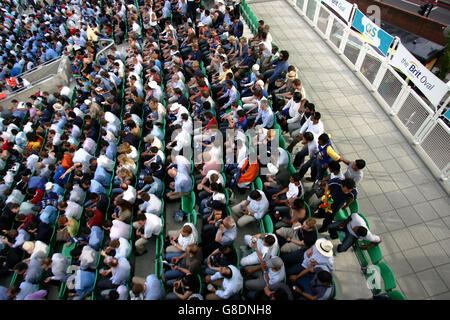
[175,171,192,193]
[145,274,162,300]
[151,126,164,141]
[106,142,117,159]
[269,60,289,82]
[45,48,58,61]
[90,180,107,195]
[0,286,8,300]
[236,116,248,131]
[40,205,58,225]
[28,176,46,191]
[53,166,69,185]
[328,178,358,210]
[255,108,274,129]
[75,270,96,297]
[94,166,112,187]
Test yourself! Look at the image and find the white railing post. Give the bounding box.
[390,84,410,116]
[441,163,450,182]
[313,0,321,27]
[325,13,333,40]
[372,58,389,91]
[355,42,369,72]
[303,0,309,15]
[338,26,351,54]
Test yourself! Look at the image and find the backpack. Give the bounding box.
[173,210,186,223]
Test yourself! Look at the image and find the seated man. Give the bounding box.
[289,265,334,300]
[328,213,381,253]
[165,223,198,262]
[244,256,285,300]
[205,265,243,300]
[240,233,279,267]
[276,218,318,254]
[231,190,268,228]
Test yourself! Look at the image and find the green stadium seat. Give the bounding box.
[366,242,383,265]
[181,191,196,214]
[334,208,349,221]
[255,177,263,190]
[263,214,274,233]
[378,262,397,293]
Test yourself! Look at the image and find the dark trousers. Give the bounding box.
[328,221,358,252]
[281,249,306,276]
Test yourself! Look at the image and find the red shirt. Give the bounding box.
[31,189,45,205]
[88,209,105,228]
[206,116,217,131]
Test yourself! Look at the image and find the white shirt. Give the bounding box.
[286,182,304,199]
[284,98,301,124]
[110,220,131,240]
[139,194,162,216]
[122,185,137,204]
[174,155,191,175]
[347,213,380,243]
[65,201,83,220]
[144,213,162,238]
[206,170,225,186]
[299,118,324,140]
[177,223,198,251]
[256,234,279,261]
[211,265,243,299]
[51,253,69,280]
[267,264,285,286]
[247,190,269,220]
[115,238,131,259]
[173,129,191,152]
[302,246,335,271]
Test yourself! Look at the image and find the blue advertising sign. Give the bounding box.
[351,9,394,56]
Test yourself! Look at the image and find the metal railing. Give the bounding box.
[287,0,450,187]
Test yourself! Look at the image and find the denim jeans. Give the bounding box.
[165,252,183,262]
[164,269,184,281]
[328,221,357,252]
[281,249,306,276]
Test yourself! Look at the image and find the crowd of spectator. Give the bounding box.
[0,0,383,301]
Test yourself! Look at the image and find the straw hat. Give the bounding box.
[287,70,297,79]
[53,103,63,111]
[315,238,334,257]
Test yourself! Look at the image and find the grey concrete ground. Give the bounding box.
[246,0,450,300]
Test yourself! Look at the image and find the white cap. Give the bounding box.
[256,80,265,87]
[149,81,157,89]
[45,182,53,191]
[170,103,181,112]
[267,163,278,175]
[84,99,91,105]
[252,64,260,71]
[95,87,103,92]
[197,22,204,27]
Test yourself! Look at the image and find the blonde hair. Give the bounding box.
[117,142,132,154]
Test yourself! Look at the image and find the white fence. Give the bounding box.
[288,0,450,186]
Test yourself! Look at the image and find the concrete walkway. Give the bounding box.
[246,0,450,300]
